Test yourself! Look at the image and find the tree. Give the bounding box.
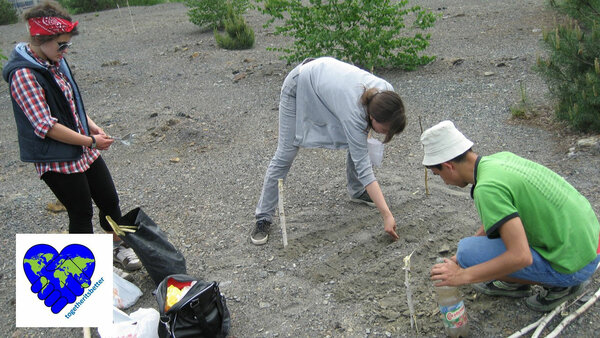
[535,0,600,132]
[186,0,249,31]
[214,4,255,50]
[0,0,18,26]
[256,0,437,71]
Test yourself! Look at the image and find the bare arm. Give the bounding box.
[46,123,114,150]
[87,116,107,136]
[430,217,532,286]
[365,180,398,240]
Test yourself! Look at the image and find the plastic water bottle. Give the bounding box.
[434,259,469,337]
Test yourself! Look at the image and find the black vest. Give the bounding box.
[3,47,86,163]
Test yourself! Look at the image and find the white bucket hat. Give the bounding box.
[421,120,473,166]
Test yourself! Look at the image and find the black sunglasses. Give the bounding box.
[57,41,72,52]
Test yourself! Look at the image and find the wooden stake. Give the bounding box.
[531,301,566,338]
[507,316,545,338]
[546,285,600,338]
[510,289,590,338]
[126,1,137,34]
[277,179,288,248]
[403,251,418,334]
[419,117,429,195]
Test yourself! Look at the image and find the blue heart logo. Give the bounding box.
[23,244,95,314]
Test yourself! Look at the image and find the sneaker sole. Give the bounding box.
[525,284,586,312]
[251,235,269,245]
[350,198,376,207]
[472,282,531,298]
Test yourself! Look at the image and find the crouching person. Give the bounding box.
[423,120,600,312]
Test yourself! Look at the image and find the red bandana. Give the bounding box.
[28,17,78,36]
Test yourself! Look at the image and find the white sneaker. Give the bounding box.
[113,244,142,271]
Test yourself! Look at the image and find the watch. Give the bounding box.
[90,135,96,149]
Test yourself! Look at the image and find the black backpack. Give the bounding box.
[154,274,231,338]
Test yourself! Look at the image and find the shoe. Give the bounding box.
[350,191,376,207]
[251,220,271,245]
[114,243,142,271]
[525,284,585,312]
[472,280,531,298]
[114,266,134,282]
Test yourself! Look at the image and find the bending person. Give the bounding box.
[423,120,600,312]
[251,57,406,245]
[2,1,141,274]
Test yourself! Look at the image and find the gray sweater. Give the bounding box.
[294,57,393,187]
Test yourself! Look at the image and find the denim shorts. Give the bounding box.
[456,236,600,287]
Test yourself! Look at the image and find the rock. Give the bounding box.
[46,200,66,213]
[233,72,247,83]
[100,60,121,67]
[445,57,464,66]
[438,244,450,254]
[577,136,600,148]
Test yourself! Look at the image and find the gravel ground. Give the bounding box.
[1,1,600,337]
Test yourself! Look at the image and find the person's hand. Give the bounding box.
[90,125,106,136]
[430,257,462,287]
[93,134,115,150]
[383,214,399,240]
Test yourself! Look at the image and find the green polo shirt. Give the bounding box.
[473,152,599,274]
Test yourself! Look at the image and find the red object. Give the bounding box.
[28,17,78,36]
[167,278,192,290]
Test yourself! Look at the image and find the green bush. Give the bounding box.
[1,48,8,72]
[59,0,167,14]
[214,5,254,49]
[186,0,249,31]
[535,0,600,132]
[256,0,437,71]
[0,0,19,26]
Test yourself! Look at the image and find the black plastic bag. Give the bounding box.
[107,208,187,285]
[154,274,231,338]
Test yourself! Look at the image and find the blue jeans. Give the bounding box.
[456,236,600,287]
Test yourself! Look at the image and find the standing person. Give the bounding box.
[251,57,406,245]
[423,120,600,312]
[2,1,141,274]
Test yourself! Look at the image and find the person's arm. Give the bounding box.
[10,68,113,150]
[87,116,107,136]
[474,225,486,236]
[47,123,114,150]
[365,181,399,240]
[430,217,532,286]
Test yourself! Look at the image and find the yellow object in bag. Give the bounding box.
[165,285,183,311]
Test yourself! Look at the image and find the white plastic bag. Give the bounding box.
[113,272,143,309]
[98,307,160,338]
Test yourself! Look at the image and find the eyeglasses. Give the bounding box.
[57,41,72,52]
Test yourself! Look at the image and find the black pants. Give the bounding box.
[42,156,121,234]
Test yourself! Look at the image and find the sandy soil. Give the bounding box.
[1,1,600,337]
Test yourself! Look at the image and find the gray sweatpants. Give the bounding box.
[254,63,364,223]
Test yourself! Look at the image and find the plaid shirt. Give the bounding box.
[9,46,99,177]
